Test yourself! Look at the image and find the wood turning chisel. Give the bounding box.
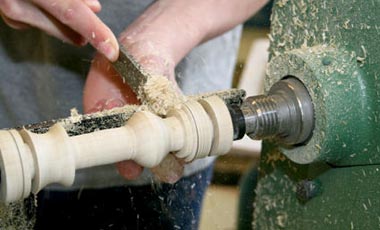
[112,45,151,95]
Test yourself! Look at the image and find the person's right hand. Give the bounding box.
[0,0,118,61]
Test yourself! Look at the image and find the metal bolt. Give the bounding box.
[322,57,333,66]
[296,179,322,202]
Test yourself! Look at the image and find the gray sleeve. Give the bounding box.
[177,26,243,95]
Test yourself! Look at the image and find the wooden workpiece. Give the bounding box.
[0,96,233,203]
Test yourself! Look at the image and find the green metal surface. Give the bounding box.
[267,0,380,165]
[252,0,380,229]
[253,144,380,229]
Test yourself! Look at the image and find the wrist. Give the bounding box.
[118,1,208,66]
[118,0,268,67]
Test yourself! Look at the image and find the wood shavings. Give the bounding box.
[61,104,139,136]
[276,0,289,8]
[137,75,186,116]
[69,108,81,123]
[356,45,367,66]
[0,198,35,229]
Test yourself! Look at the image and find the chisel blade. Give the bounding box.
[112,45,151,94]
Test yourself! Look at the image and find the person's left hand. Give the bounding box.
[83,36,184,183]
[82,0,268,183]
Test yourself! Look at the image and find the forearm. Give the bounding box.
[119,0,269,65]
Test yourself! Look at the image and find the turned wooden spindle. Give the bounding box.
[0,96,233,203]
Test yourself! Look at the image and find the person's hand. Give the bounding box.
[83,37,184,183]
[0,0,118,61]
[82,0,268,183]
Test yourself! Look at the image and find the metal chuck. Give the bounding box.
[230,77,314,146]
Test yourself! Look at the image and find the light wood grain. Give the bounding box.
[0,96,233,203]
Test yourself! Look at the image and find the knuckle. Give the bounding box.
[61,7,75,23]
[0,0,22,20]
[56,1,77,24]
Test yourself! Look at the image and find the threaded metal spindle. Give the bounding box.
[237,77,314,145]
[241,95,279,140]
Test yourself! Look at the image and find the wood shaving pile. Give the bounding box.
[138,75,186,116]
[0,199,35,230]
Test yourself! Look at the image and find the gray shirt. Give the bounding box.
[0,0,241,188]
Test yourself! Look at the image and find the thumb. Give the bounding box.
[83,53,139,113]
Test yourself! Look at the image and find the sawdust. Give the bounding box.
[0,199,35,230]
[62,104,139,136]
[69,108,81,123]
[137,75,186,116]
[276,0,289,8]
[190,88,245,106]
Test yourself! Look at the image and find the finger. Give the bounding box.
[116,161,144,180]
[151,154,185,183]
[0,0,86,45]
[83,53,139,113]
[32,0,119,61]
[82,0,101,13]
[0,13,30,30]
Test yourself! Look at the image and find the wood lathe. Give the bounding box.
[0,46,315,203]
